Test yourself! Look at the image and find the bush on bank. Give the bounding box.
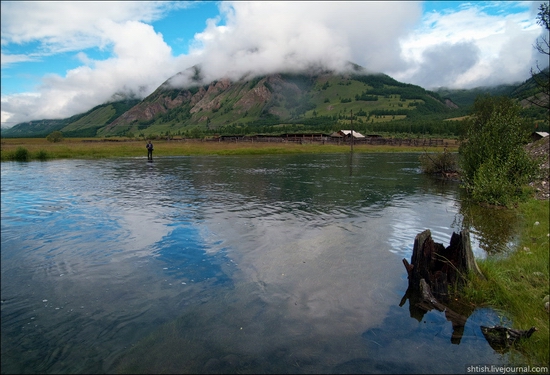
[13,146,29,161]
[459,96,539,206]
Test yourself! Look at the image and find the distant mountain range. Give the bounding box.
[2,64,547,138]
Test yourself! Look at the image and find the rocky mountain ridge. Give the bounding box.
[3,64,547,138]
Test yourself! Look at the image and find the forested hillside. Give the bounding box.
[96,66,462,138]
[2,64,548,139]
[2,99,139,138]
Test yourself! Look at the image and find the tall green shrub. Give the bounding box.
[46,131,63,142]
[459,95,538,205]
[13,147,29,161]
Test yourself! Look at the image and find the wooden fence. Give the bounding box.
[207,136,453,147]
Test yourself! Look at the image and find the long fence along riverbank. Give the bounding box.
[212,134,453,147]
[77,136,454,146]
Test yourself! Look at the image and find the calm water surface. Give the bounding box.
[1,153,513,373]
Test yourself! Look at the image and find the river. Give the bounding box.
[1,153,514,373]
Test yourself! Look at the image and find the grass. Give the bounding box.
[0,137,459,161]
[461,199,549,366]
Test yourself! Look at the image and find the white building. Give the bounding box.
[332,130,366,139]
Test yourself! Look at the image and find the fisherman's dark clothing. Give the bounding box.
[146,142,154,160]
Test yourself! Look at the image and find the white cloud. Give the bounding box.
[391,3,542,88]
[0,2,182,52]
[182,1,422,85]
[1,92,41,127]
[0,52,40,67]
[402,42,481,89]
[0,1,547,127]
[1,2,189,126]
[3,23,179,125]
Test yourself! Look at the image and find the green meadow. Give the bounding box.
[0,137,458,161]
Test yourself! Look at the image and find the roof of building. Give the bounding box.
[339,130,365,138]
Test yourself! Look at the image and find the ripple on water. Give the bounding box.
[0,155,510,373]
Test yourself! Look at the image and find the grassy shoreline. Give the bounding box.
[462,199,549,366]
[0,137,459,161]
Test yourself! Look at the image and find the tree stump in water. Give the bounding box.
[401,229,484,344]
[403,229,484,302]
[401,230,537,348]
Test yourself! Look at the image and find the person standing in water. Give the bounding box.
[146,140,154,161]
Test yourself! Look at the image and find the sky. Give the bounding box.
[1,1,548,128]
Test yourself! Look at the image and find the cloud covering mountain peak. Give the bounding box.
[1,1,546,128]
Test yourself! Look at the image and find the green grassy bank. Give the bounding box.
[462,199,549,366]
[0,137,458,161]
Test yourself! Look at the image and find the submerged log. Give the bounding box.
[481,326,537,352]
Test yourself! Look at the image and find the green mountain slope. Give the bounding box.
[509,67,549,102]
[434,85,518,109]
[98,66,456,137]
[1,99,139,138]
[1,115,83,138]
[434,70,548,130]
[2,65,467,138]
[434,68,550,109]
[61,99,140,137]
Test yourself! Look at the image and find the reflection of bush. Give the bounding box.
[458,196,519,255]
[419,149,458,174]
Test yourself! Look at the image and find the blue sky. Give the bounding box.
[1,1,547,127]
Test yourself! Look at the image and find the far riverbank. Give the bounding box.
[0,137,459,161]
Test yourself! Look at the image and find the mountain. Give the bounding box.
[1,65,461,138]
[1,99,139,138]
[1,117,76,138]
[434,84,519,109]
[434,67,550,109]
[61,99,141,137]
[433,70,549,128]
[510,67,549,109]
[97,65,458,137]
